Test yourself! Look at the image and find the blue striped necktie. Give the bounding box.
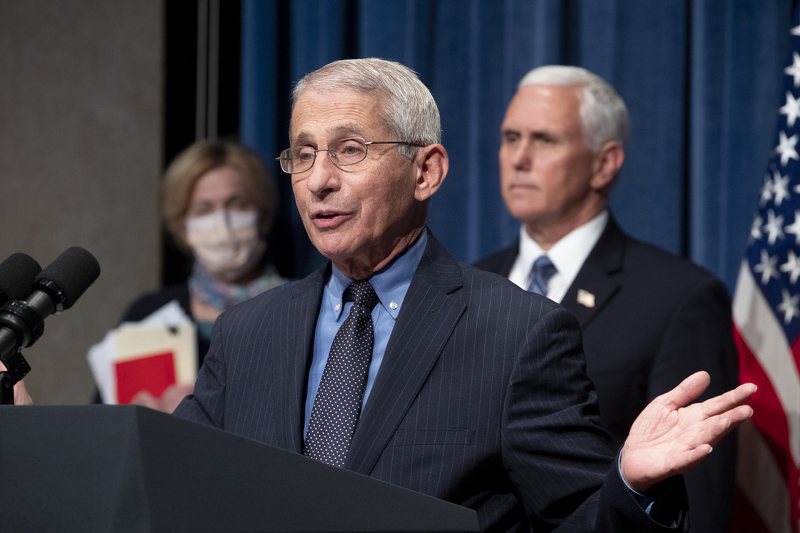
[527,256,556,296]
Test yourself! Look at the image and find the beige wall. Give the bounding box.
[0,1,164,403]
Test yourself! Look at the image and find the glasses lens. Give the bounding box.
[280,147,317,174]
[329,138,367,166]
[278,149,294,173]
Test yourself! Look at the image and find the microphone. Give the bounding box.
[0,247,101,360]
[0,253,42,307]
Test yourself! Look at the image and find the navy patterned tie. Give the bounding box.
[304,280,379,467]
[527,255,557,296]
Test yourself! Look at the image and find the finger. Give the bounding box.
[161,384,194,414]
[167,383,194,397]
[698,382,757,418]
[14,379,32,405]
[657,371,711,409]
[682,404,754,453]
[130,391,160,410]
[670,444,715,476]
[1,362,33,405]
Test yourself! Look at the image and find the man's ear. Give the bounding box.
[413,144,449,202]
[589,141,625,192]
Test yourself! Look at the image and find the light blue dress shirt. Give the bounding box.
[303,231,427,438]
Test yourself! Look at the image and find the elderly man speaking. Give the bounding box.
[171,58,754,532]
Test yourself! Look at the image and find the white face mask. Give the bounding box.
[185,210,266,282]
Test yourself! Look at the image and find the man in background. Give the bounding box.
[476,65,739,533]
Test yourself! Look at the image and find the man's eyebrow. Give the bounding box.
[293,132,313,146]
[501,127,556,138]
[292,124,367,147]
[330,124,366,139]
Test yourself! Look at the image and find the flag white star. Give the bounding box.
[753,249,780,285]
[780,249,800,284]
[776,288,800,324]
[793,24,800,36]
[750,214,763,241]
[785,210,800,242]
[780,91,800,128]
[786,51,800,87]
[772,169,791,206]
[763,210,786,245]
[760,173,774,207]
[776,130,800,166]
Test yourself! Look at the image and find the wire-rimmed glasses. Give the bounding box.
[276,137,425,174]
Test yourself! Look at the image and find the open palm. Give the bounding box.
[620,371,756,493]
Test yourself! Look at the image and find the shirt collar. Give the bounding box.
[326,230,428,320]
[518,210,608,283]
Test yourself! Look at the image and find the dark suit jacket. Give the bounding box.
[175,231,687,533]
[475,216,737,533]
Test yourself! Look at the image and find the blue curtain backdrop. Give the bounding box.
[241,0,793,292]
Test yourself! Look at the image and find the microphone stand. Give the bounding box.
[0,299,37,405]
[0,349,30,405]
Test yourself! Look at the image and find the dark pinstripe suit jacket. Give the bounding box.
[175,231,687,532]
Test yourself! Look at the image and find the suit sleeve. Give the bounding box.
[173,310,229,428]
[646,276,738,533]
[502,304,689,532]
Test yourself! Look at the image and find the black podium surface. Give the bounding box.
[0,405,479,533]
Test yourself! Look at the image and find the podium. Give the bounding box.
[0,406,479,533]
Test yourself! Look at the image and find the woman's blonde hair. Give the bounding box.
[162,140,278,251]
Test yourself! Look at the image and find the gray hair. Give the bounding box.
[291,58,441,158]
[518,66,630,152]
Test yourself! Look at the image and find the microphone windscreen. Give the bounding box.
[36,247,101,310]
[0,253,43,301]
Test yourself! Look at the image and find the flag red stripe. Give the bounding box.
[729,486,773,533]
[734,323,800,531]
[734,324,793,484]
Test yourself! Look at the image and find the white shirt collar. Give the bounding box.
[508,210,609,303]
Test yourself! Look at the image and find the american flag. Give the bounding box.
[730,8,800,533]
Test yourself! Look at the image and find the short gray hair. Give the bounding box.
[291,58,441,158]
[518,66,629,152]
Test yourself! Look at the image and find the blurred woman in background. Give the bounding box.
[119,140,288,411]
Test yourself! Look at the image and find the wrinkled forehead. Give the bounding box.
[289,89,389,145]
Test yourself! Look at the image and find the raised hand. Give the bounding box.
[620,371,755,492]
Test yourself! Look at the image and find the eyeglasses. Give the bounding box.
[276,137,426,174]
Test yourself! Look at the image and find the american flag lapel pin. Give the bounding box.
[577,289,595,308]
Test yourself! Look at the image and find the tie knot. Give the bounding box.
[532,255,556,275]
[346,281,379,310]
[527,255,557,296]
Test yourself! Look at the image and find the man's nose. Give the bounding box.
[305,151,340,195]
[510,140,532,169]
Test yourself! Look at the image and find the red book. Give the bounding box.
[114,351,176,404]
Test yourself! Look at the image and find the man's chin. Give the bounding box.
[309,235,352,262]
[507,205,547,224]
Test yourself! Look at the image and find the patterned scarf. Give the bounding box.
[188,260,288,312]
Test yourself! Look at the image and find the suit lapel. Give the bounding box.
[276,263,328,453]
[345,231,466,475]
[561,216,626,329]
